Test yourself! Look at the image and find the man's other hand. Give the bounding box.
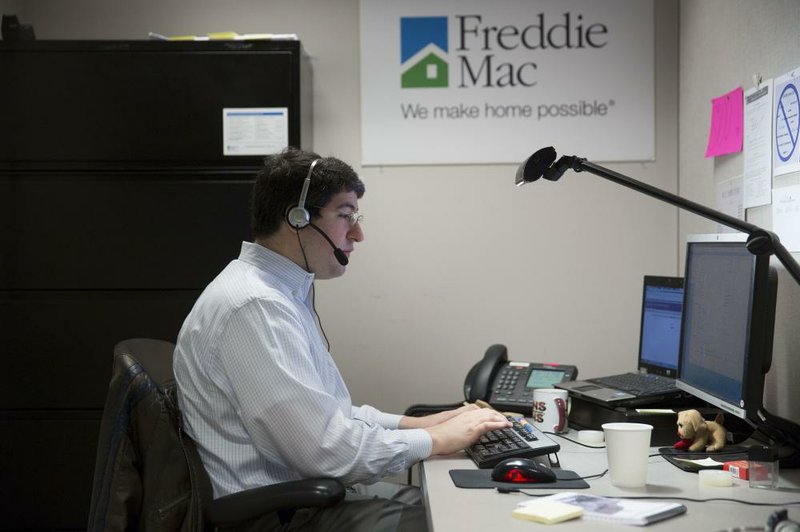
[424,409,511,456]
[398,403,479,430]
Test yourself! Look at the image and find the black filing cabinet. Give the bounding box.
[0,39,311,530]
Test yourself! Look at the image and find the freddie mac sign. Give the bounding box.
[360,0,654,165]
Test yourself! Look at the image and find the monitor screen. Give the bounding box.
[677,234,777,422]
[639,277,683,373]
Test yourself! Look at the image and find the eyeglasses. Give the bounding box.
[316,207,364,227]
[341,211,364,227]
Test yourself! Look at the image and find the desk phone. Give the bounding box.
[463,344,578,413]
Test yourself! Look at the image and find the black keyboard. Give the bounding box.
[465,414,561,469]
[592,373,677,394]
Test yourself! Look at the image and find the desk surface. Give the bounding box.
[421,430,800,531]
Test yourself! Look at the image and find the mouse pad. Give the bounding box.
[449,468,590,490]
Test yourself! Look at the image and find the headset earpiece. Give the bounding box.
[286,205,310,229]
[286,158,320,229]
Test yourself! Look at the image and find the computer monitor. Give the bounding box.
[676,233,777,423]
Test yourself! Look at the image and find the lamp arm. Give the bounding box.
[562,156,800,287]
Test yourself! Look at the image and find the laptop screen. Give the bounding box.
[638,276,684,375]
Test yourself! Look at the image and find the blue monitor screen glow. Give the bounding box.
[677,234,777,422]
[639,278,683,373]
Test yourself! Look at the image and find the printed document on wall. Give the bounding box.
[773,66,800,176]
[716,175,743,233]
[359,0,654,165]
[743,80,773,208]
[772,185,800,252]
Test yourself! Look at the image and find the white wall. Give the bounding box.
[7,0,679,412]
[679,0,800,424]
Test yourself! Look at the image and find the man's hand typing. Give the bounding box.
[424,408,511,456]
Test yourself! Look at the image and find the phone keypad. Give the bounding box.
[491,366,529,407]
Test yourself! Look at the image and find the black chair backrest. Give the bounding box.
[90,338,346,531]
[88,339,204,532]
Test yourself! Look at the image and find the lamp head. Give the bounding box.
[515,147,578,186]
[515,147,557,186]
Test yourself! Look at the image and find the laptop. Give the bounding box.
[556,276,686,407]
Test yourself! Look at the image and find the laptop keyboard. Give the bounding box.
[592,373,677,394]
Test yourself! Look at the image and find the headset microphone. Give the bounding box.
[308,222,349,266]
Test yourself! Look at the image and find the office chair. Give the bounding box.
[88,338,345,531]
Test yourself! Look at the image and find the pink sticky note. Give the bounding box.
[705,87,744,157]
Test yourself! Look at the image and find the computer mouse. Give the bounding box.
[491,458,557,483]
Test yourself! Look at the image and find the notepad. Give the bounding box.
[511,500,583,524]
[518,492,686,526]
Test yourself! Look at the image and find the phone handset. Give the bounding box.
[463,344,508,402]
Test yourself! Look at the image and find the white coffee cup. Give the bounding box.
[602,422,653,488]
[531,388,570,433]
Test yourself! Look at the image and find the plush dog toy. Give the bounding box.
[674,409,727,452]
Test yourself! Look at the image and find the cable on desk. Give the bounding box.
[544,431,606,449]
[577,469,608,481]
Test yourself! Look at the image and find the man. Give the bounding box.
[174,147,510,531]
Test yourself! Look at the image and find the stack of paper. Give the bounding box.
[148,31,298,41]
[517,492,686,526]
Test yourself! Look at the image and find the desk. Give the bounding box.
[421,430,800,530]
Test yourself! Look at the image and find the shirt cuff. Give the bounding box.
[375,412,403,429]
[404,428,433,462]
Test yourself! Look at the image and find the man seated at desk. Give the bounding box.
[174,147,511,532]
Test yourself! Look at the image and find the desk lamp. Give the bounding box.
[515,146,800,465]
[516,146,800,286]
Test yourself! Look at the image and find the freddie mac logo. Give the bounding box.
[400,16,449,88]
[400,13,609,89]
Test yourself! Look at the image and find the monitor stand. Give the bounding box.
[756,409,800,468]
[568,396,754,447]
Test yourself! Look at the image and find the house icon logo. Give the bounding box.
[400,16,448,88]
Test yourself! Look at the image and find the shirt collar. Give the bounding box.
[238,241,315,299]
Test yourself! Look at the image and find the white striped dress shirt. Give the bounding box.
[174,241,432,498]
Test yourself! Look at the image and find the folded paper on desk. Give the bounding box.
[658,446,749,472]
[518,492,686,526]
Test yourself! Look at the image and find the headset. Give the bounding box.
[285,158,349,266]
[286,158,319,229]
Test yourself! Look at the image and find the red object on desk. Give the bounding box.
[723,460,750,480]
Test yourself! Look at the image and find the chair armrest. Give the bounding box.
[206,478,346,524]
[404,401,464,417]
